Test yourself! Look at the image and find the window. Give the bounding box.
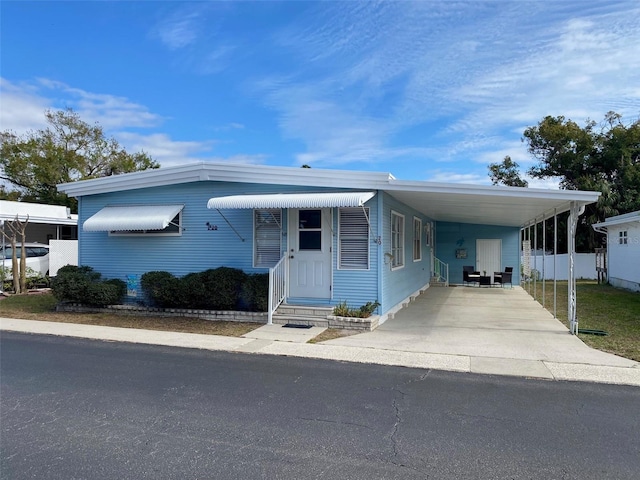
[391,211,404,269]
[619,230,628,245]
[254,209,282,267]
[425,221,432,247]
[413,217,422,262]
[298,209,322,250]
[110,213,182,236]
[339,207,369,270]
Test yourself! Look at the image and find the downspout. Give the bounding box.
[377,191,384,316]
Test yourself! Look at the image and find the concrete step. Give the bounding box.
[272,314,330,328]
[276,305,333,317]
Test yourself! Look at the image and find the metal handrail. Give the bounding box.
[268,253,288,324]
[433,256,449,287]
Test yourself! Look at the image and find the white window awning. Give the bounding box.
[83,205,184,232]
[207,191,376,210]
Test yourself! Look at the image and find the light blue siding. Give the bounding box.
[329,199,379,310]
[78,182,380,307]
[435,221,520,285]
[82,182,336,277]
[380,193,432,314]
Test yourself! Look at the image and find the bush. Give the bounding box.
[1,266,49,291]
[140,267,263,311]
[241,273,269,311]
[199,267,247,310]
[333,300,380,318]
[176,273,207,309]
[51,265,124,306]
[140,271,178,308]
[85,282,121,307]
[103,278,127,300]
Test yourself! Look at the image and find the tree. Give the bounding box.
[488,156,528,187]
[522,112,640,249]
[0,109,159,211]
[1,216,28,293]
[488,112,640,250]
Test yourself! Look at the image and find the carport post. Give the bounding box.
[567,202,585,335]
[534,218,538,301]
[542,215,546,308]
[553,209,557,319]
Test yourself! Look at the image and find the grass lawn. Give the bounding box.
[526,280,640,362]
[0,291,260,338]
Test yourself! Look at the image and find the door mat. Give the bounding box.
[283,323,313,329]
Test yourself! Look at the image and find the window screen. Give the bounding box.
[339,207,369,269]
[254,209,282,267]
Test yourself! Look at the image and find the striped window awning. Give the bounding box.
[83,205,184,232]
[207,192,376,210]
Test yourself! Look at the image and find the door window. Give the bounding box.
[298,209,322,250]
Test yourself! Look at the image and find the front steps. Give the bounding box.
[273,305,378,331]
[431,276,448,287]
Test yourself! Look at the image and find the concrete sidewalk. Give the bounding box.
[2,315,639,387]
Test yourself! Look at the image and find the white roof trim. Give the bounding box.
[83,205,184,232]
[58,162,393,197]
[207,192,376,210]
[593,210,640,229]
[57,162,601,228]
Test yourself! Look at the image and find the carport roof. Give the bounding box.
[58,162,600,227]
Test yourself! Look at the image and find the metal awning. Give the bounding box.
[207,191,376,210]
[83,205,184,232]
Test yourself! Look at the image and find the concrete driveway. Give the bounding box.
[325,286,636,376]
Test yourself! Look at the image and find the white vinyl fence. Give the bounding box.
[49,240,78,276]
[524,253,596,280]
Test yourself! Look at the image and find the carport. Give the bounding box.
[325,286,635,377]
[383,180,600,334]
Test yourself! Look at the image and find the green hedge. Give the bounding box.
[140,268,268,312]
[51,265,125,306]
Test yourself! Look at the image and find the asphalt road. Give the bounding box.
[1,332,639,480]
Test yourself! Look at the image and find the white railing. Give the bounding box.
[268,254,288,324]
[433,256,449,287]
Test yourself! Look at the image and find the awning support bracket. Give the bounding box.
[361,205,381,245]
[216,209,245,242]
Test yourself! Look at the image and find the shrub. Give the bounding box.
[85,282,121,307]
[140,271,178,308]
[103,278,127,300]
[241,273,269,311]
[51,265,124,306]
[199,267,247,310]
[333,300,380,318]
[176,272,207,309]
[51,266,94,302]
[1,266,48,291]
[140,267,265,311]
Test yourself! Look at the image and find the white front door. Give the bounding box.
[476,239,502,282]
[288,208,332,299]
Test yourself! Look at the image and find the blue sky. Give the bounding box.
[1,1,639,188]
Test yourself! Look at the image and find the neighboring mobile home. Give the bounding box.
[0,200,78,243]
[593,210,640,292]
[58,162,599,326]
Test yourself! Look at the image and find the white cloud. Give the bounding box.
[251,1,640,173]
[198,45,235,75]
[151,10,202,50]
[426,170,491,185]
[206,154,268,165]
[116,132,215,167]
[0,78,51,133]
[1,78,163,132]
